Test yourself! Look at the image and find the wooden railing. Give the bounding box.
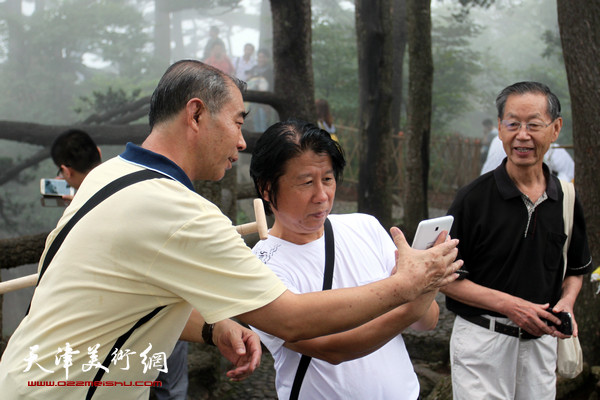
[335,125,483,211]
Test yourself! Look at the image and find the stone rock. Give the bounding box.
[423,374,453,400]
[403,293,454,364]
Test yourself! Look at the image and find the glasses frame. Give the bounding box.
[500,119,555,133]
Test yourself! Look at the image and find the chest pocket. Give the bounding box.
[544,231,567,271]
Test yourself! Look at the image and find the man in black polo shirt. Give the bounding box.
[442,81,592,400]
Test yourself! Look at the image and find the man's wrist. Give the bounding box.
[202,322,215,346]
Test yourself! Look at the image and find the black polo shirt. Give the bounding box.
[446,159,592,318]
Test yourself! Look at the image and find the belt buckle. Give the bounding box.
[489,317,496,332]
[518,327,523,339]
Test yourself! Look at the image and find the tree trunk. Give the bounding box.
[391,0,407,136]
[403,0,433,239]
[0,233,47,270]
[355,0,394,230]
[557,0,600,366]
[270,0,315,121]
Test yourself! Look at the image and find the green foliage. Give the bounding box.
[25,0,150,76]
[437,0,571,141]
[541,28,563,62]
[431,14,483,134]
[0,1,156,236]
[0,0,152,123]
[458,0,495,7]
[74,86,142,116]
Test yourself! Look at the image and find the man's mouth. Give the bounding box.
[311,210,328,219]
[515,147,532,153]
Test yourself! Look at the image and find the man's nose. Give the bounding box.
[516,123,531,139]
[238,132,247,151]
[313,183,328,203]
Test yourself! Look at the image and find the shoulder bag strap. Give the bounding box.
[559,179,575,279]
[290,218,334,400]
[26,169,167,315]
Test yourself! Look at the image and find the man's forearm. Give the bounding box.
[240,232,460,343]
[409,292,440,331]
[180,309,205,342]
[441,279,511,314]
[559,275,583,309]
[283,291,439,364]
[240,277,420,343]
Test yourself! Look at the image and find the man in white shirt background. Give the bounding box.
[234,43,257,82]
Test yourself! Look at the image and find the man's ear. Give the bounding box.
[261,183,271,203]
[60,165,72,179]
[551,117,563,143]
[186,98,206,127]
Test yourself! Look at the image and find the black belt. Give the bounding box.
[461,315,540,340]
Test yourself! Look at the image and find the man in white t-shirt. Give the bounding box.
[234,43,257,81]
[249,119,444,399]
[0,60,462,399]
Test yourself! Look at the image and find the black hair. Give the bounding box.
[496,81,561,121]
[51,129,101,174]
[250,119,346,215]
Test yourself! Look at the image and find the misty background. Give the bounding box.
[0,0,571,334]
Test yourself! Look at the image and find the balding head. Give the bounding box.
[148,60,247,129]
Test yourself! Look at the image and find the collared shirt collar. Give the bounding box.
[493,158,559,202]
[118,142,194,191]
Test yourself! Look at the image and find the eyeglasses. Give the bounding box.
[501,120,554,133]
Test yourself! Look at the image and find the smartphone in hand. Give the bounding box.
[546,310,573,335]
[411,215,454,250]
[40,178,75,197]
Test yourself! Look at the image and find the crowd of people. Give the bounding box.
[0,28,593,400]
[201,26,274,133]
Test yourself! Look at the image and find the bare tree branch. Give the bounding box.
[0,232,48,270]
[0,148,50,186]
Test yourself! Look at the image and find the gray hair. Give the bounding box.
[495,81,561,121]
[149,60,247,129]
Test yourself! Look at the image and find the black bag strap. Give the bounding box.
[290,218,334,400]
[26,169,166,316]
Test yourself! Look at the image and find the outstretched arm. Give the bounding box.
[238,228,461,344]
[283,290,439,364]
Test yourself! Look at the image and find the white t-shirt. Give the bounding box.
[252,213,419,400]
[234,55,257,81]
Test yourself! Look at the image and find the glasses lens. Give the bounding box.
[502,121,520,131]
[527,123,544,132]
